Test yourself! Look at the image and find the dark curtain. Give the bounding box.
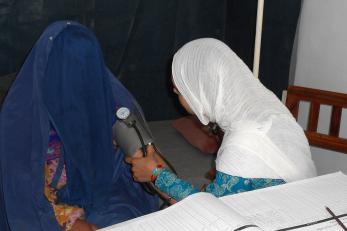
[226,0,302,98]
[0,0,300,120]
[95,0,227,120]
[261,0,302,97]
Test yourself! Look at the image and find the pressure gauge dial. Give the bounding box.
[116,107,130,120]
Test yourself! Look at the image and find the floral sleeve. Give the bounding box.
[154,169,199,201]
[251,178,285,190]
[204,172,253,197]
[155,169,286,201]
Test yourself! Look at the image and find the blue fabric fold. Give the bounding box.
[0,21,158,230]
[0,163,10,231]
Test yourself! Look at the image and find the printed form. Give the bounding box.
[98,172,347,231]
[99,192,261,231]
[221,172,347,230]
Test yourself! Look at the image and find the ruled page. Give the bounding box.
[220,172,347,230]
[98,192,262,231]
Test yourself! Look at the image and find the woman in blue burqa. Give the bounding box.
[0,21,158,230]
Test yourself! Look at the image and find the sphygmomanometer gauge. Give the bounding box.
[116,107,130,120]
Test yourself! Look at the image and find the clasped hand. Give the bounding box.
[125,145,166,182]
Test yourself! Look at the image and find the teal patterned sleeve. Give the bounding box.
[205,172,286,197]
[155,169,286,201]
[154,168,199,201]
[204,172,252,197]
[251,178,286,190]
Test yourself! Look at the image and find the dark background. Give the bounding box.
[0,0,301,121]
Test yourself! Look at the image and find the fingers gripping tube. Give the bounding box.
[113,107,154,157]
[112,107,176,201]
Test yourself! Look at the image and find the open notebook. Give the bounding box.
[99,172,347,231]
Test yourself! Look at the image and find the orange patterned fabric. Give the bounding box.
[44,128,84,230]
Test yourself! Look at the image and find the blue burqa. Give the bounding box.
[0,21,158,230]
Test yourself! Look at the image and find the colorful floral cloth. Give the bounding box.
[44,128,84,230]
[155,168,285,201]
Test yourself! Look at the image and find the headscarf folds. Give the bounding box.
[172,38,317,182]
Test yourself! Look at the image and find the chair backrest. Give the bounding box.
[286,85,347,154]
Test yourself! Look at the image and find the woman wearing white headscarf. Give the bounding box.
[130,38,317,201]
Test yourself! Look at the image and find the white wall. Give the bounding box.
[293,0,347,174]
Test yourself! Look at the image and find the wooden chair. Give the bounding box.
[286,85,347,154]
[207,85,347,180]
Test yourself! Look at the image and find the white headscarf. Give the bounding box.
[172,38,316,182]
